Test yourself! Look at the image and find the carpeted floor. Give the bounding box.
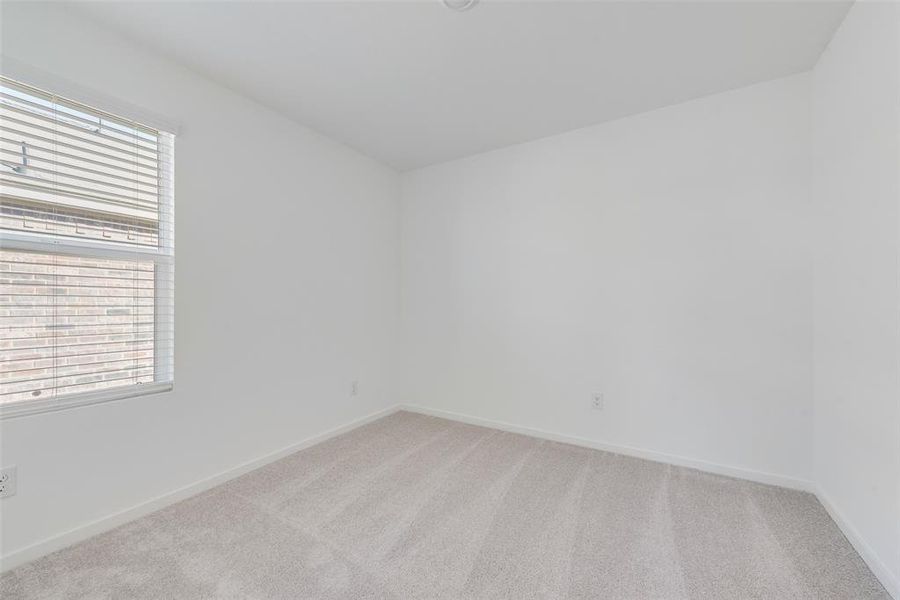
[1,411,890,599]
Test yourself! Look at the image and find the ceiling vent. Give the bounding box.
[442,0,478,12]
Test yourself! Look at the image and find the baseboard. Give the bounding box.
[815,486,900,600]
[0,404,403,573]
[9,402,893,600]
[404,404,900,597]
[402,404,815,492]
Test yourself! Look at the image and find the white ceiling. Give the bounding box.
[71,1,850,171]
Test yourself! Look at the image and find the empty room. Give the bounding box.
[0,0,898,598]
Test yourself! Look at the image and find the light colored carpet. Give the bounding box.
[1,411,890,599]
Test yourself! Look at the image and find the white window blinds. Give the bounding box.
[0,76,174,416]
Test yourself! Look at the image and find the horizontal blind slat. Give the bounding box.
[2,367,155,391]
[0,92,159,145]
[2,172,160,209]
[0,128,159,180]
[0,374,155,398]
[0,99,160,152]
[0,248,170,403]
[6,339,157,353]
[0,102,159,153]
[1,75,173,409]
[1,137,160,179]
[1,79,160,137]
[0,114,159,164]
[2,160,160,196]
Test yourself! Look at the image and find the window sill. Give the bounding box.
[0,382,174,420]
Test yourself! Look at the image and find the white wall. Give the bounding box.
[3,2,897,591]
[0,3,400,561]
[401,74,814,486]
[811,1,900,595]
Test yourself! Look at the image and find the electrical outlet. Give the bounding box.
[592,393,604,410]
[351,380,359,396]
[0,466,17,499]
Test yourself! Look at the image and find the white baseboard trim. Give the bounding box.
[0,404,403,573]
[815,486,899,600]
[8,402,894,600]
[402,404,815,492]
[404,404,900,598]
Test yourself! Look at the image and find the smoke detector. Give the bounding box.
[442,0,478,12]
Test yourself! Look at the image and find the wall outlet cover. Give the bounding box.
[0,466,17,498]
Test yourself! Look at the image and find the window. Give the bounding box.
[0,76,174,417]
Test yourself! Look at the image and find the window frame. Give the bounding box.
[0,63,177,419]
